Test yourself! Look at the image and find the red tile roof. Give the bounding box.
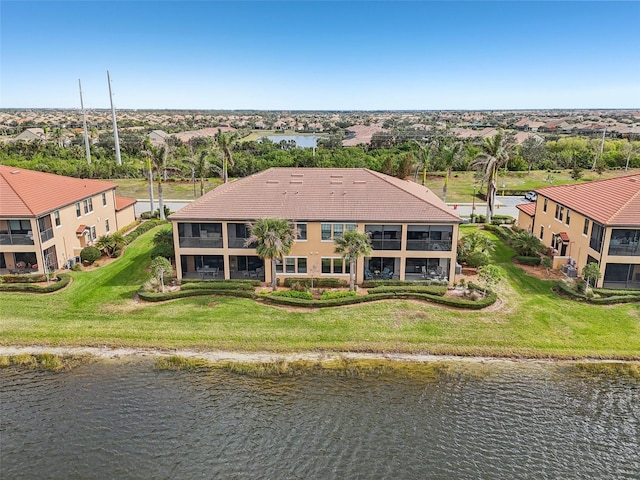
[76,224,89,234]
[0,166,116,217]
[558,232,570,242]
[115,196,136,211]
[535,174,640,226]
[516,202,536,217]
[170,168,461,223]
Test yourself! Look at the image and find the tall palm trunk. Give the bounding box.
[271,257,278,290]
[349,259,356,291]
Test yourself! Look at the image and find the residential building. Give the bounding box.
[15,128,46,141]
[169,168,461,285]
[0,166,136,273]
[517,174,640,289]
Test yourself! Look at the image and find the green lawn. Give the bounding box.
[1,225,638,359]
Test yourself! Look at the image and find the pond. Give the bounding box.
[1,358,638,479]
[263,135,326,148]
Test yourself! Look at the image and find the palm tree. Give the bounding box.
[145,142,169,220]
[441,140,462,203]
[334,230,372,291]
[215,129,237,183]
[471,132,511,223]
[244,218,296,290]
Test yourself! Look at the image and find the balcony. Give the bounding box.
[178,236,223,249]
[406,239,452,252]
[228,237,251,249]
[40,228,54,243]
[370,238,401,251]
[608,243,640,257]
[0,233,34,246]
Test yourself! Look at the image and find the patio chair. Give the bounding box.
[364,268,374,280]
[421,266,427,278]
[382,267,393,280]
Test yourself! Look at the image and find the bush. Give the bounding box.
[80,246,101,265]
[320,290,357,300]
[181,281,255,291]
[0,273,71,293]
[466,251,491,267]
[71,263,82,272]
[367,285,447,296]
[361,279,447,288]
[283,278,348,288]
[514,256,541,266]
[270,290,313,300]
[123,219,166,244]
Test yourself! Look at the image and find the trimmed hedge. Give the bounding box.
[283,278,348,288]
[270,290,313,300]
[181,281,256,291]
[181,278,261,287]
[555,281,640,304]
[367,285,447,296]
[137,287,255,302]
[261,292,396,308]
[320,290,357,300]
[123,219,167,245]
[1,273,49,284]
[0,273,71,293]
[361,279,447,288]
[514,256,542,266]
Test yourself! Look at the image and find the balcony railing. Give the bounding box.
[0,233,34,245]
[227,237,251,249]
[608,244,640,257]
[40,228,54,243]
[178,237,223,249]
[370,239,401,251]
[406,239,452,252]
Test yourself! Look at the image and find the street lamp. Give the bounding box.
[471,184,476,223]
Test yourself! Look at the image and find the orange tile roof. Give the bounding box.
[170,168,461,224]
[558,231,570,242]
[0,165,117,217]
[535,174,640,226]
[115,196,136,211]
[516,202,536,217]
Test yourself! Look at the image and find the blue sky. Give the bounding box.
[1,1,639,110]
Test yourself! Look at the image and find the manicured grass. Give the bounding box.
[111,178,222,200]
[1,226,639,359]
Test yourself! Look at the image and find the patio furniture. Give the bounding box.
[198,266,219,279]
[382,267,393,280]
[364,268,374,280]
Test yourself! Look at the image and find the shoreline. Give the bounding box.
[1,346,638,365]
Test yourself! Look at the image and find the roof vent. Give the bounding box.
[266,180,279,184]
[290,180,303,184]
[330,180,343,185]
[11,170,20,174]
[330,174,343,179]
[353,180,366,185]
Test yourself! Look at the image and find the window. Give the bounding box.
[583,218,590,236]
[105,219,110,233]
[102,193,107,206]
[589,222,604,252]
[76,202,81,217]
[83,198,93,214]
[540,225,544,240]
[554,204,564,222]
[276,257,307,274]
[296,223,307,241]
[543,198,548,213]
[90,226,97,241]
[53,210,61,227]
[320,223,356,241]
[565,209,571,226]
[9,220,31,233]
[321,257,350,275]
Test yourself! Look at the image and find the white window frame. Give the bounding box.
[320,223,357,242]
[275,256,308,274]
[320,257,350,275]
[102,192,107,207]
[53,210,61,227]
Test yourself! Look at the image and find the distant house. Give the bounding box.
[0,166,136,273]
[15,128,45,141]
[169,168,461,285]
[148,130,171,145]
[517,175,640,289]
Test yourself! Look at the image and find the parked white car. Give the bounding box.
[524,191,537,201]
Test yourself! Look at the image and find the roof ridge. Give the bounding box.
[365,169,459,220]
[537,173,640,193]
[0,167,35,215]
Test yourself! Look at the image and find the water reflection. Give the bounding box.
[1,359,639,479]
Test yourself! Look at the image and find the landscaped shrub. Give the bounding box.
[0,273,70,293]
[320,290,357,300]
[361,279,448,288]
[137,286,255,302]
[283,278,348,288]
[270,290,313,300]
[514,256,542,266]
[367,285,447,296]
[1,274,48,284]
[123,219,166,244]
[466,251,491,267]
[80,246,101,265]
[181,281,255,291]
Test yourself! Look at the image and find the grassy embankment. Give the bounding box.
[0,225,638,359]
[112,168,640,204]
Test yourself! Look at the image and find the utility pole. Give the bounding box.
[78,79,92,165]
[107,70,122,165]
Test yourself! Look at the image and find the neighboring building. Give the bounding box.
[148,129,171,145]
[0,166,136,273]
[517,175,640,289]
[169,168,461,285]
[15,128,45,141]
